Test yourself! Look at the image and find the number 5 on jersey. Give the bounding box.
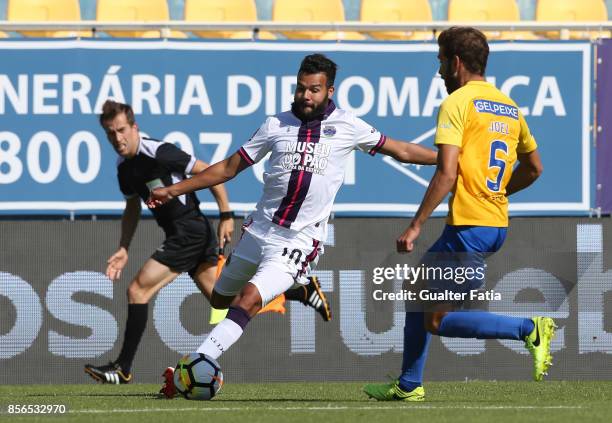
[487,140,508,192]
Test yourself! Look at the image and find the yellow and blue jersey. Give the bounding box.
[434,81,537,227]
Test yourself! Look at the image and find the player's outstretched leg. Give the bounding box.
[524,316,557,381]
[284,276,332,321]
[434,311,556,381]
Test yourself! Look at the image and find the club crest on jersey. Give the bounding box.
[323,126,336,137]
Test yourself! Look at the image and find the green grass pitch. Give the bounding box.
[1,381,611,422]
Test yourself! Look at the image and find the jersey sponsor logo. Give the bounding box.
[281,142,331,175]
[473,99,519,120]
[322,126,336,137]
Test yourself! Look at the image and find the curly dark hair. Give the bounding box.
[438,26,489,76]
[298,54,338,87]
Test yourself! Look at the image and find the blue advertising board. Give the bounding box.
[0,40,592,215]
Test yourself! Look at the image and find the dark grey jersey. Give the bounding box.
[117,137,201,232]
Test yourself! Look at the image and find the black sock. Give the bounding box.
[115,303,148,373]
[284,286,307,303]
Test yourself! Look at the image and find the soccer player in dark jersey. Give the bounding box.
[84,100,331,385]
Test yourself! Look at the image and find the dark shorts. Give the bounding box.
[151,215,218,277]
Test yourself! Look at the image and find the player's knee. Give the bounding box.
[424,319,439,334]
[235,284,262,316]
[424,313,443,334]
[127,279,151,303]
[192,263,216,296]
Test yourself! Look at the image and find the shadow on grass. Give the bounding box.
[23,393,365,403]
[24,393,159,398]
[206,398,366,403]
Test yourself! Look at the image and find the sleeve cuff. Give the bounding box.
[368,134,387,156]
[434,139,462,147]
[185,155,197,174]
[237,147,255,166]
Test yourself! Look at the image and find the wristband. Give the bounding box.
[220,211,235,219]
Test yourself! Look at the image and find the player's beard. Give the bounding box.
[443,72,461,94]
[291,96,329,121]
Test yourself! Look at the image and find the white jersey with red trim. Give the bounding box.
[238,100,386,241]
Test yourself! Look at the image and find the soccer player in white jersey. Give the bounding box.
[148,54,437,394]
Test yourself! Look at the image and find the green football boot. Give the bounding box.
[363,380,425,402]
[524,316,557,381]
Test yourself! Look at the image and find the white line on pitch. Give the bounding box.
[68,405,583,414]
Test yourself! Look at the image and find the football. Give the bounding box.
[173,353,223,400]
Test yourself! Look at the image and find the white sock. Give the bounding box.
[196,318,244,360]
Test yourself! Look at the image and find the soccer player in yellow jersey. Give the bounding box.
[364,27,557,402]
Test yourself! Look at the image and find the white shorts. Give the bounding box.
[213,218,323,306]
